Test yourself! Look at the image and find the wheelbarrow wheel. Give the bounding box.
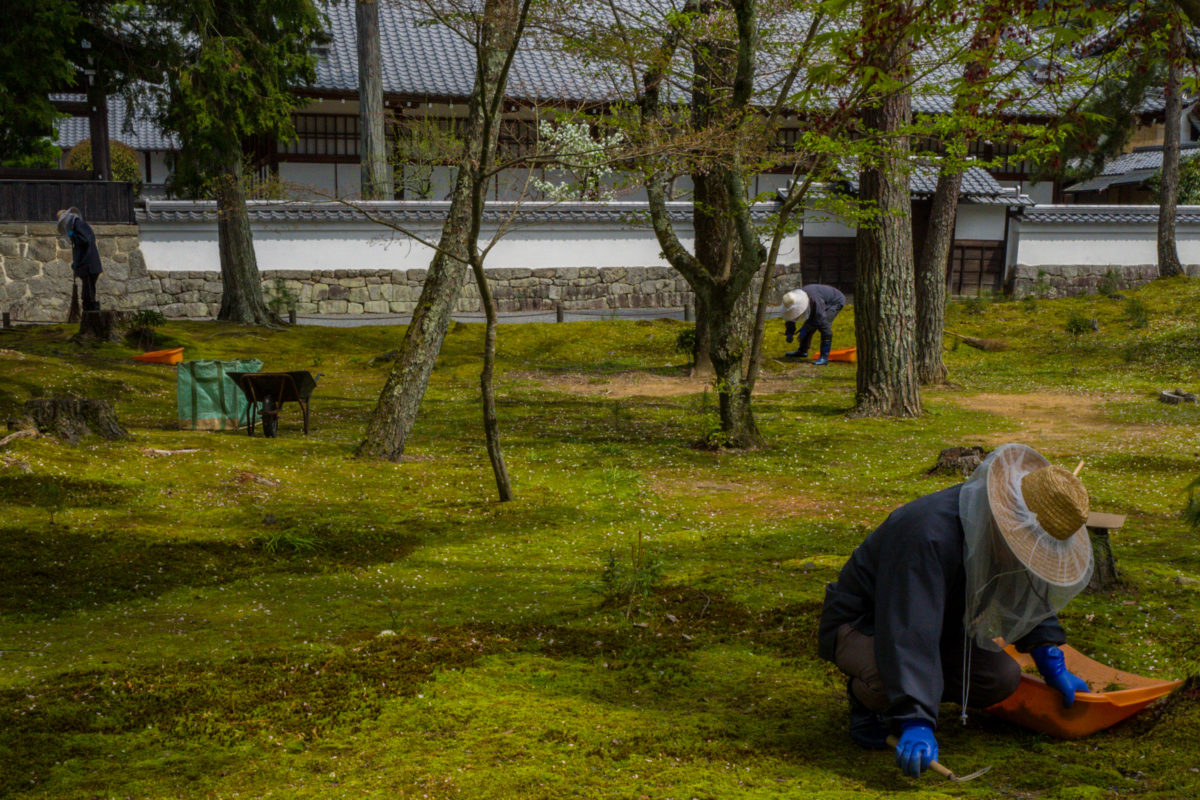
[262,395,279,438]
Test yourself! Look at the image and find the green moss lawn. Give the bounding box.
[1,279,1198,799]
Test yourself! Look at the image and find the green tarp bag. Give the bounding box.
[177,358,264,431]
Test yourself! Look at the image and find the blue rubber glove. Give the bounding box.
[895,721,938,779]
[1032,645,1089,708]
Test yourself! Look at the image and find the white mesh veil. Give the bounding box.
[960,444,1093,651]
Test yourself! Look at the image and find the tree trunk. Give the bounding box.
[471,254,513,500]
[1158,21,1185,279]
[691,294,714,377]
[215,148,275,324]
[87,82,111,181]
[357,0,521,461]
[706,285,761,448]
[853,25,922,418]
[915,169,961,385]
[357,0,392,199]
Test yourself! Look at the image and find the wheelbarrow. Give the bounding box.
[227,371,321,437]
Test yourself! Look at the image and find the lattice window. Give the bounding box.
[279,114,361,159]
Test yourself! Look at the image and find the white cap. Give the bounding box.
[781,289,810,322]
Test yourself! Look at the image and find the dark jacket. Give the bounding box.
[65,214,103,277]
[802,284,844,334]
[817,485,1066,728]
[786,284,845,339]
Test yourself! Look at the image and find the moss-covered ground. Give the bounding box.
[0,279,1198,799]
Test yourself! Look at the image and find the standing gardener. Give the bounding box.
[781,284,845,364]
[56,207,103,311]
[817,444,1093,778]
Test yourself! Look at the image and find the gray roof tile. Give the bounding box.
[1020,204,1200,224]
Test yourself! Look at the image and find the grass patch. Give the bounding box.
[1,281,1199,798]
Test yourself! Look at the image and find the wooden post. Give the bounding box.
[288,308,297,325]
[555,302,564,323]
[684,302,693,322]
[1086,511,1126,591]
[2,311,11,329]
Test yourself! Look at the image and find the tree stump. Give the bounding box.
[74,310,131,344]
[1085,512,1125,591]
[25,396,129,444]
[927,446,989,477]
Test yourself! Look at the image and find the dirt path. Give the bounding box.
[945,391,1148,445]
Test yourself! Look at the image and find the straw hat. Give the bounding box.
[781,289,810,322]
[56,207,80,237]
[985,445,1092,586]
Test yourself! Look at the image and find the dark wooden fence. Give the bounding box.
[0,179,136,225]
[801,237,1006,297]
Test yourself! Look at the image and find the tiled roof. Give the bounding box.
[138,199,779,224]
[317,2,611,102]
[839,164,1034,205]
[1020,204,1200,224]
[52,93,178,151]
[1063,144,1200,193]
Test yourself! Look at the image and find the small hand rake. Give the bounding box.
[885,736,993,783]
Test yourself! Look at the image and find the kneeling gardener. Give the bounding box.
[818,444,1094,778]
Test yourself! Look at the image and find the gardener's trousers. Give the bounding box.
[833,623,1021,714]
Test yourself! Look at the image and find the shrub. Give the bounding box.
[675,327,697,362]
[594,530,663,617]
[267,278,299,320]
[960,293,990,316]
[65,140,143,195]
[1097,269,1122,298]
[1125,297,1150,329]
[1065,312,1094,339]
[126,308,166,350]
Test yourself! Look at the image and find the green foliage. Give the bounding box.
[959,293,990,316]
[267,278,299,318]
[674,327,697,360]
[34,479,67,526]
[0,0,77,160]
[154,0,324,196]
[255,523,321,554]
[131,309,166,330]
[127,308,166,349]
[1033,270,1052,299]
[1125,297,1150,329]
[1,138,62,169]
[1097,268,1122,298]
[65,139,143,194]
[1065,311,1094,339]
[392,116,464,200]
[1146,154,1200,205]
[594,530,663,618]
[1185,476,1200,531]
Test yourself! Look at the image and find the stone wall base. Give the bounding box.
[142,264,804,319]
[1011,263,1200,298]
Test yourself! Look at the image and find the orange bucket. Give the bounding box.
[825,347,857,363]
[132,347,184,365]
[986,644,1184,739]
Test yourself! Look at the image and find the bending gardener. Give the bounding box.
[57,207,103,312]
[781,284,845,364]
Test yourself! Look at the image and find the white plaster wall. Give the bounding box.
[1014,206,1200,266]
[138,201,799,273]
[954,205,1007,240]
[801,209,856,238]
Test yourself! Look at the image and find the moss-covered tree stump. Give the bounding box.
[74,310,131,344]
[25,396,129,444]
